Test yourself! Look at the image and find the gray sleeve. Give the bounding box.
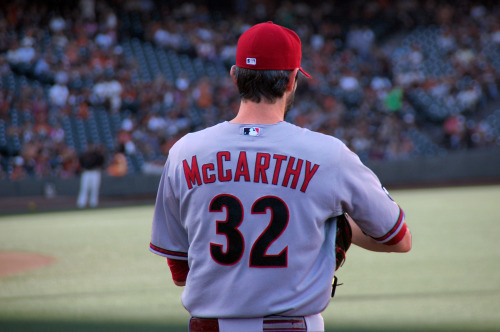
[336,143,403,241]
[149,157,189,259]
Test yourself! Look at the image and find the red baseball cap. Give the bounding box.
[236,21,311,78]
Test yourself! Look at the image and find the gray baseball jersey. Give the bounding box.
[150,121,405,318]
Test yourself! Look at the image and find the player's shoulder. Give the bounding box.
[281,121,346,147]
[168,123,227,156]
[181,122,228,141]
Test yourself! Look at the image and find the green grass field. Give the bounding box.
[0,185,499,332]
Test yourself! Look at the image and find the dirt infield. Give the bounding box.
[0,252,56,277]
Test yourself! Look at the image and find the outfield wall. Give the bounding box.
[1,147,499,198]
[367,146,500,188]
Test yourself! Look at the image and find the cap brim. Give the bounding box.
[299,67,311,78]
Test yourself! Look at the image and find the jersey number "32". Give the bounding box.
[209,194,288,268]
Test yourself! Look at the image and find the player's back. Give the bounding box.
[164,121,346,318]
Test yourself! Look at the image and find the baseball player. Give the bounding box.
[76,144,105,208]
[150,22,411,332]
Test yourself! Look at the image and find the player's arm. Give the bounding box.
[348,214,412,253]
[167,258,189,287]
[150,156,190,287]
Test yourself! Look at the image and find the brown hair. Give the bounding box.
[233,66,296,103]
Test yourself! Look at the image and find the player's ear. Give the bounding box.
[230,65,238,86]
[286,68,300,91]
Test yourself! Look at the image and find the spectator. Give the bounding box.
[107,152,128,177]
[0,0,499,183]
[10,156,27,181]
[49,72,70,107]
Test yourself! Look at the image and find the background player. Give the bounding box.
[150,21,411,332]
[76,144,106,209]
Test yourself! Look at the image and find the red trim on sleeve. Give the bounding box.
[167,258,189,283]
[384,222,407,246]
[150,243,188,258]
[374,206,405,242]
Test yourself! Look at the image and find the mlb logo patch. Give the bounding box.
[246,58,257,65]
[243,127,261,136]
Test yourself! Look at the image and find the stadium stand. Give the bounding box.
[0,0,499,181]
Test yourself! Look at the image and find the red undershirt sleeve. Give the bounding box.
[166,258,189,283]
[383,221,408,246]
[372,206,408,246]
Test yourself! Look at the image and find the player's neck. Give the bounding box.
[230,99,285,125]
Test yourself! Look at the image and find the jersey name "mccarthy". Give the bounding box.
[182,151,320,193]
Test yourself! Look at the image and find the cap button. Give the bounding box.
[267,21,273,24]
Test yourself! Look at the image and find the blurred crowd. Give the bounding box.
[0,0,499,181]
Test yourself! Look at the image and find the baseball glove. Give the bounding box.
[335,212,352,271]
[332,213,352,298]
